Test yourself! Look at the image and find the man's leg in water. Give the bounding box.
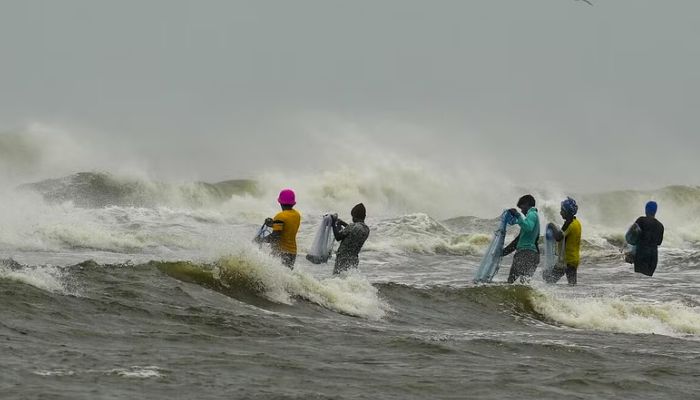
[508,251,527,283]
[333,257,359,275]
[508,251,539,283]
[521,251,540,282]
[281,253,296,269]
[565,265,577,285]
[543,267,565,284]
[507,258,519,283]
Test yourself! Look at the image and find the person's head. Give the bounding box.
[351,203,366,222]
[560,196,578,220]
[517,194,536,214]
[278,189,296,210]
[645,201,658,217]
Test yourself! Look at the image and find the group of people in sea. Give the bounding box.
[254,188,664,284]
[254,189,370,275]
[503,194,664,285]
[502,194,581,285]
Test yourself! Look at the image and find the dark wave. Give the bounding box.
[150,260,280,309]
[377,282,546,324]
[2,257,550,326]
[19,172,260,208]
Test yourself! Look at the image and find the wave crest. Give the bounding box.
[154,250,389,320]
[21,172,259,209]
[531,290,700,336]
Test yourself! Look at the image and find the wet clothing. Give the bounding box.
[543,217,582,285]
[503,207,540,283]
[633,216,664,276]
[333,221,370,275]
[507,250,540,283]
[280,253,296,269]
[543,265,577,285]
[271,209,301,255]
[561,218,582,268]
[514,208,540,252]
[265,208,301,269]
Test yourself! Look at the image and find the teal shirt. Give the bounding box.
[515,207,540,252]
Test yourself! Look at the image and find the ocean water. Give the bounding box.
[2,171,700,399]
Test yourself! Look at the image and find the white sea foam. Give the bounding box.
[0,191,205,254]
[531,290,700,337]
[34,366,164,379]
[214,247,390,320]
[364,213,491,256]
[289,268,390,320]
[33,369,76,377]
[107,366,164,379]
[2,135,699,261]
[0,261,76,295]
[37,220,197,253]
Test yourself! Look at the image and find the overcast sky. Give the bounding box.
[1,0,699,191]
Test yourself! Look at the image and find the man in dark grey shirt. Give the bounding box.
[331,203,370,275]
[632,201,664,276]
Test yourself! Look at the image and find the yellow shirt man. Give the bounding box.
[261,188,301,269]
[562,218,582,267]
[544,197,582,285]
[272,208,301,255]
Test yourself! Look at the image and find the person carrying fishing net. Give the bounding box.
[254,189,301,269]
[502,194,540,283]
[330,203,370,275]
[542,197,582,285]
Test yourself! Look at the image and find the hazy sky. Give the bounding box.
[1,0,699,190]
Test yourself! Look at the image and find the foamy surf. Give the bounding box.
[107,366,164,379]
[33,366,164,379]
[531,290,700,337]
[366,213,491,256]
[288,269,390,320]
[220,250,390,320]
[171,248,390,320]
[0,261,77,295]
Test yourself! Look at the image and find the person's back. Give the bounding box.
[272,208,301,255]
[635,216,664,249]
[633,201,664,276]
[563,218,582,267]
[260,189,302,269]
[332,203,370,275]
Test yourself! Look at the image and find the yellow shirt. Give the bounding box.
[272,209,301,254]
[562,218,582,267]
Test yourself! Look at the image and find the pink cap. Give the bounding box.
[277,189,296,205]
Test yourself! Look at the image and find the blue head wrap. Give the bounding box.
[561,197,578,217]
[645,201,658,216]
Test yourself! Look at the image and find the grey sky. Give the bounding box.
[1,0,698,190]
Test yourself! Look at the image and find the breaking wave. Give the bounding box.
[531,290,700,337]
[154,249,390,320]
[367,213,491,256]
[21,172,259,209]
[381,283,700,337]
[0,259,78,295]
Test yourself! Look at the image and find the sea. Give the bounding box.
[1,170,700,399]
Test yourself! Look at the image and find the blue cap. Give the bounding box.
[645,201,658,216]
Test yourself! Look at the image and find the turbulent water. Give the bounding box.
[2,171,700,399]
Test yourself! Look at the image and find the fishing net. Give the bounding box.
[306,214,335,264]
[474,210,517,283]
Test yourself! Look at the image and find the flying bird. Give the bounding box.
[576,0,594,5]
